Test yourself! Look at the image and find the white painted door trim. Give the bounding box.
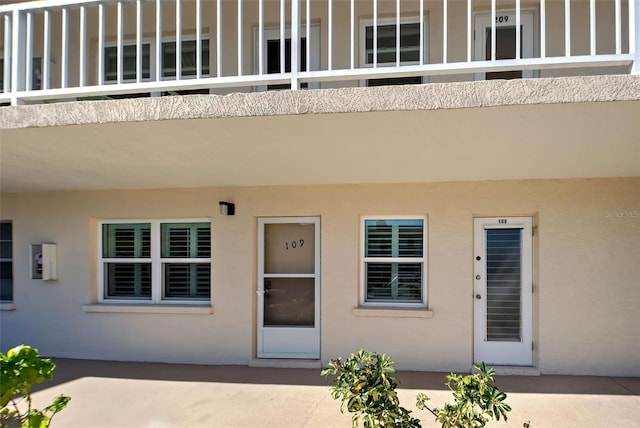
[474,9,537,80]
[474,216,533,366]
[257,217,321,359]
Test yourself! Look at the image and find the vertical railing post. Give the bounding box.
[26,12,33,91]
[291,0,300,89]
[11,9,26,105]
[61,7,68,88]
[176,0,182,79]
[43,9,50,90]
[136,0,142,84]
[237,0,243,76]
[79,6,86,87]
[3,14,12,96]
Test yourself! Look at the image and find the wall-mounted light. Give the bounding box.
[219,201,235,216]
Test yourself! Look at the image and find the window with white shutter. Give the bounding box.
[100,220,211,303]
[161,223,211,300]
[362,217,427,306]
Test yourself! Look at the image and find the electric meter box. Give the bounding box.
[30,243,58,280]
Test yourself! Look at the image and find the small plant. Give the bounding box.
[321,349,420,428]
[323,350,524,428]
[416,362,512,428]
[0,345,70,428]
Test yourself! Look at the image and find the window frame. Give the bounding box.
[0,221,13,303]
[102,35,211,84]
[98,219,211,304]
[360,215,428,308]
[359,15,429,69]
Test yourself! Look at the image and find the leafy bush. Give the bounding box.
[321,349,421,428]
[416,362,512,428]
[323,350,522,428]
[0,345,70,428]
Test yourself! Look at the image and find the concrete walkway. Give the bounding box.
[26,359,640,428]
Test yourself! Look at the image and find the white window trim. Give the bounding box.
[102,35,211,85]
[360,215,428,309]
[102,38,155,84]
[98,219,211,305]
[359,15,430,87]
[359,15,430,69]
[157,35,212,81]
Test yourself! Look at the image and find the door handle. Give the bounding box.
[475,294,482,300]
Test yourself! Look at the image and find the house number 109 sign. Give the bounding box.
[285,239,305,250]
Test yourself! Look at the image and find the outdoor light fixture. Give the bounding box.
[219,201,235,216]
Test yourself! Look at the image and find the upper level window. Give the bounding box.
[360,17,427,87]
[104,44,151,82]
[100,220,211,303]
[162,39,210,78]
[104,38,209,82]
[361,217,427,306]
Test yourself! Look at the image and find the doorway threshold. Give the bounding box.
[492,366,541,376]
[249,359,322,369]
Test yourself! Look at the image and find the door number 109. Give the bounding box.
[285,240,305,250]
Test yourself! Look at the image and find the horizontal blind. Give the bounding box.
[164,263,210,298]
[106,263,151,298]
[161,223,210,258]
[103,223,151,258]
[366,262,422,301]
[486,228,522,342]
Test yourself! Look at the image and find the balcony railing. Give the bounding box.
[0,0,638,105]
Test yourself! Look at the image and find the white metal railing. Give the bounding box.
[0,0,638,105]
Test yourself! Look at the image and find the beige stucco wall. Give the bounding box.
[1,177,638,375]
[0,0,631,92]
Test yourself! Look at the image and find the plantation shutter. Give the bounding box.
[364,220,423,302]
[102,223,151,299]
[162,223,211,299]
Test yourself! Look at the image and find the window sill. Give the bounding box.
[82,303,213,315]
[352,307,433,318]
[0,302,16,311]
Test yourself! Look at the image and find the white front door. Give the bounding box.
[474,217,533,366]
[257,217,320,359]
[474,9,536,80]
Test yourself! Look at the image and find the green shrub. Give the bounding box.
[323,350,523,428]
[416,362,512,428]
[0,345,70,428]
[321,349,420,428]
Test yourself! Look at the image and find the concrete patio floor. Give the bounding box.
[25,359,640,428]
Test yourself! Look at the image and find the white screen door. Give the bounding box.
[474,10,535,80]
[474,217,533,366]
[257,217,320,359]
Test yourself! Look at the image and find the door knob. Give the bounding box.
[475,294,482,300]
